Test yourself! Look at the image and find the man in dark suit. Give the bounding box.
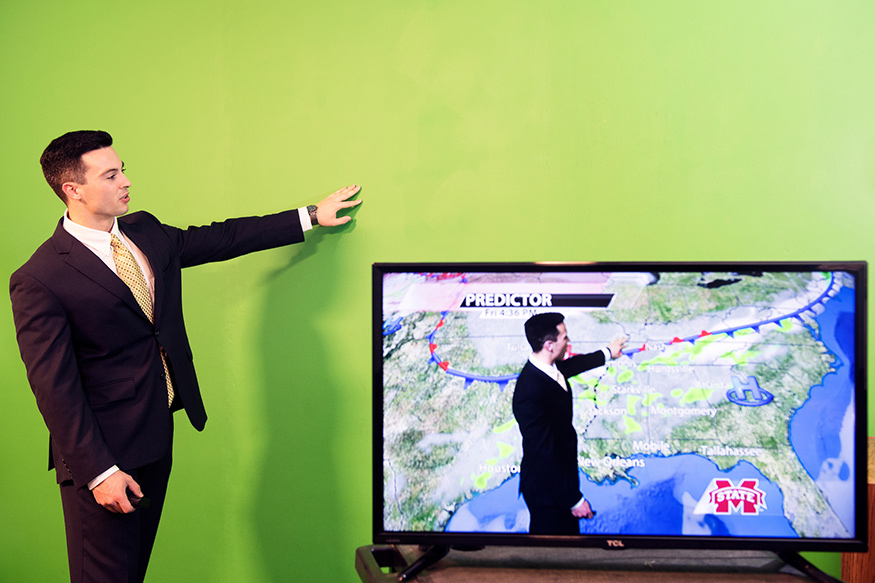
[9,130,362,582]
[512,312,626,535]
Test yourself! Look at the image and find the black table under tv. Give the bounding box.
[355,544,825,582]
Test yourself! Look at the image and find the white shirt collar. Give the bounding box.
[528,353,565,387]
[62,212,124,257]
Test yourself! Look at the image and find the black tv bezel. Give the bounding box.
[372,261,868,553]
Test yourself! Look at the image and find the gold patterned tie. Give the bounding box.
[110,234,175,408]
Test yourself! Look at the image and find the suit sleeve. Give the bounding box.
[558,350,607,379]
[10,271,117,488]
[161,210,305,268]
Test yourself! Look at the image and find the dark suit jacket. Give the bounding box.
[10,210,304,489]
[512,351,606,511]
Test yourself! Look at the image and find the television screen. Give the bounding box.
[373,262,867,555]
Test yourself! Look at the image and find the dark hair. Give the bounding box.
[524,312,565,352]
[40,130,114,202]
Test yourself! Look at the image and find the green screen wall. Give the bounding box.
[1,1,872,580]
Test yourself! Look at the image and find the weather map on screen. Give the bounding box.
[380,268,858,541]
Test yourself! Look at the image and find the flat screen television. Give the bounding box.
[372,262,867,578]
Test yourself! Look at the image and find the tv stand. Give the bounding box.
[396,545,449,581]
[777,551,843,583]
[356,545,843,582]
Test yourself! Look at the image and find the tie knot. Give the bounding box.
[110,235,127,255]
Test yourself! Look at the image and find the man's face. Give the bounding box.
[547,322,570,364]
[67,147,131,229]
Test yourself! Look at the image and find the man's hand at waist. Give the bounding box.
[571,498,594,519]
[91,470,143,514]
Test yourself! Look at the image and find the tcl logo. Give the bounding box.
[606,540,625,548]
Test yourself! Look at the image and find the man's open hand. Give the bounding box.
[607,336,629,359]
[314,184,362,227]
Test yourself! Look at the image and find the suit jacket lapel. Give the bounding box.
[50,218,150,321]
[527,360,567,394]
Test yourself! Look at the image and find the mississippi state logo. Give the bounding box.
[697,478,767,515]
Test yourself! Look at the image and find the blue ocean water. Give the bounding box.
[787,285,856,531]
[577,457,795,537]
[446,457,795,537]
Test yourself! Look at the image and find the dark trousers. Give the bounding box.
[59,428,173,583]
[524,497,580,535]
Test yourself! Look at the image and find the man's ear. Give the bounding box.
[62,182,80,201]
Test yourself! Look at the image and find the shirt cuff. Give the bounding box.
[298,207,313,232]
[571,497,587,510]
[601,347,612,361]
[88,466,120,490]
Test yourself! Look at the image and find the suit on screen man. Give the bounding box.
[9,130,362,582]
[512,312,626,535]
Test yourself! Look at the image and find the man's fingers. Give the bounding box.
[127,481,144,500]
[331,184,361,199]
[101,496,135,514]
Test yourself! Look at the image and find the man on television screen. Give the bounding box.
[9,130,362,583]
[512,312,626,534]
